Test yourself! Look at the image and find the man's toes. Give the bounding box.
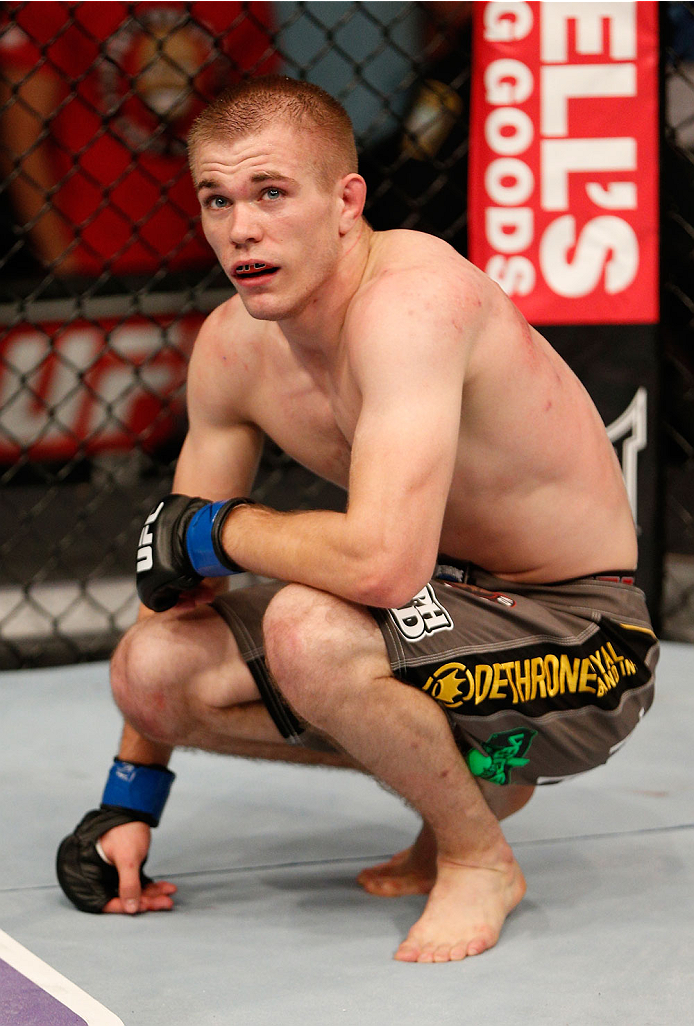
[449,941,472,960]
[466,940,490,957]
[433,943,457,963]
[414,942,438,963]
[358,876,396,897]
[359,871,433,897]
[394,942,420,962]
[459,930,495,958]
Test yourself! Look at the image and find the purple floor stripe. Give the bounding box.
[0,959,87,1025]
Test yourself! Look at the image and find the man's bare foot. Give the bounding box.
[357,822,437,897]
[394,853,526,963]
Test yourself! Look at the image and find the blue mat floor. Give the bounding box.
[0,642,692,1025]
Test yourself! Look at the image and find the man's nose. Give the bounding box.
[228,204,261,246]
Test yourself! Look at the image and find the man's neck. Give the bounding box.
[278,221,373,358]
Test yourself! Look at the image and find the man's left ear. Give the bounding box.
[338,174,367,235]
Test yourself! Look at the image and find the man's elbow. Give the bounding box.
[351,551,436,610]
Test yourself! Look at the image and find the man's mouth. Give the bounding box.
[233,262,279,280]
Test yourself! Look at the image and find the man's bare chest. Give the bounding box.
[249,361,354,488]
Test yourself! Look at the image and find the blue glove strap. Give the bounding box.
[101,760,175,827]
[186,501,233,577]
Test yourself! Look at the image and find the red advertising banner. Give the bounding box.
[468,1,659,324]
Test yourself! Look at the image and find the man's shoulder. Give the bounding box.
[351,230,490,333]
[371,228,462,258]
[361,231,486,301]
[188,294,274,392]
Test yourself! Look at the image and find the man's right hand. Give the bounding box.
[56,810,176,913]
[99,821,177,914]
[136,494,207,612]
[136,493,253,612]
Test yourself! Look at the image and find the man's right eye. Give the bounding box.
[205,196,228,209]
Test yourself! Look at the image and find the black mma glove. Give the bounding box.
[136,494,255,612]
[56,808,154,914]
[56,758,175,913]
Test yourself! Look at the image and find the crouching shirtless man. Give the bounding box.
[56,76,658,963]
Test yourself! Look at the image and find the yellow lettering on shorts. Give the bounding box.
[490,661,513,701]
[475,664,493,704]
[544,653,560,697]
[578,658,597,693]
[530,657,547,700]
[602,645,616,671]
[559,654,580,693]
[514,659,531,702]
[606,642,625,670]
[425,635,640,711]
[589,649,613,695]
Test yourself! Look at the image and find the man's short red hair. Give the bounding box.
[188,75,358,188]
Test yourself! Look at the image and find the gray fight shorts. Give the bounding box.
[212,561,658,787]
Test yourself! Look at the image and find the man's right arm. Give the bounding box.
[58,304,265,914]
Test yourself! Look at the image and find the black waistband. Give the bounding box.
[435,557,636,587]
[589,572,636,585]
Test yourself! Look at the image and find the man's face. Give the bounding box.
[193,125,345,322]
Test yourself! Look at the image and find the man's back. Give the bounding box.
[433,240,637,580]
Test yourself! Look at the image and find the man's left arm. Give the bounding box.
[211,274,475,608]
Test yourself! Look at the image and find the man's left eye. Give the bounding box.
[265,188,282,199]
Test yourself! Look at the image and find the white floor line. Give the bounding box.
[0,928,124,1025]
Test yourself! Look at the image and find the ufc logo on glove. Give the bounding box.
[136,501,164,573]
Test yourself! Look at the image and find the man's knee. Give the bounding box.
[263,585,332,695]
[263,584,388,715]
[110,615,189,744]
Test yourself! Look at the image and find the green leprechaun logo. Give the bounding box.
[466,728,537,785]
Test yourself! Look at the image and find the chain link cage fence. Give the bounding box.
[0,1,690,669]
